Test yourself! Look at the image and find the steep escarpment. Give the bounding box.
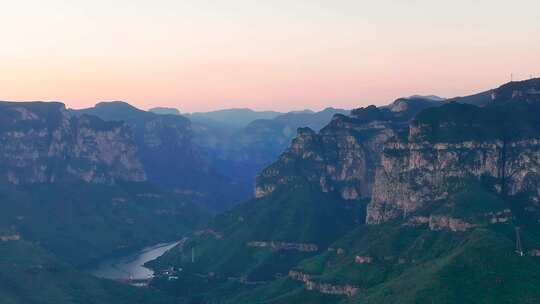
[239,182,540,304]
[368,94,540,224]
[255,97,442,201]
[72,101,204,187]
[147,98,442,302]
[0,102,209,267]
[142,79,540,304]
[255,115,394,200]
[148,80,540,303]
[191,107,349,203]
[0,101,145,185]
[72,101,244,211]
[368,137,540,224]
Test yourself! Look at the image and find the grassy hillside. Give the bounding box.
[0,241,175,304]
[149,182,366,302]
[235,185,540,303]
[0,182,209,266]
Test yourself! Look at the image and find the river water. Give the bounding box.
[87,241,179,281]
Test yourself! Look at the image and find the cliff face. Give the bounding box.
[71,103,200,184]
[368,138,540,224]
[255,98,441,201]
[367,94,540,224]
[134,113,210,191]
[71,102,244,211]
[0,101,146,184]
[255,115,395,201]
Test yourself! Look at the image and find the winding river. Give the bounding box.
[87,241,179,281]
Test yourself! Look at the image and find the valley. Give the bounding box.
[147,79,540,303]
[2,79,540,303]
[3,2,538,303]
[86,240,181,286]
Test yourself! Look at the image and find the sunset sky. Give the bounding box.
[1,0,539,112]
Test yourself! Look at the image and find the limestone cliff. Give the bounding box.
[0,101,146,184]
[71,101,248,211]
[367,80,540,224]
[255,97,441,201]
[368,137,540,224]
[255,114,394,201]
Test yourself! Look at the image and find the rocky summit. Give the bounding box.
[3,80,540,304]
[148,79,540,304]
[368,80,540,224]
[255,95,442,202]
[5,3,537,303]
[0,101,146,185]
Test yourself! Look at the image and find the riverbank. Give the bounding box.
[85,241,181,286]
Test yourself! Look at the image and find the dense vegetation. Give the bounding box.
[148,79,540,303]
[414,79,540,143]
[230,184,540,303]
[0,182,209,266]
[0,241,175,304]
[149,182,366,302]
[4,79,540,303]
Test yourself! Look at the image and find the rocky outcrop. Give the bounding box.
[0,234,21,241]
[255,113,397,200]
[254,98,443,202]
[288,271,359,297]
[70,101,205,188]
[367,135,540,224]
[354,255,373,264]
[247,241,318,252]
[71,101,250,211]
[486,209,513,224]
[0,101,146,185]
[404,216,475,232]
[368,89,540,224]
[427,216,475,232]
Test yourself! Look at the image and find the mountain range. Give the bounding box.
[70,102,348,211]
[149,79,540,303]
[2,79,540,303]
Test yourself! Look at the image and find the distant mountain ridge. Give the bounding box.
[71,103,349,211]
[151,78,540,303]
[0,101,209,303]
[255,98,440,201]
[0,101,145,185]
[71,101,246,212]
[191,107,350,197]
[369,78,540,224]
[185,108,283,128]
[148,95,444,302]
[5,80,540,303]
[0,100,210,263]
[149,107,181,115]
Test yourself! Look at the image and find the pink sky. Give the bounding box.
[1,0,539,112]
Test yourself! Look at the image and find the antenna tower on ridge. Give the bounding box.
[515,227,524,257]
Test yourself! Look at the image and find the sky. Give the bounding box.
[1,0,539,113]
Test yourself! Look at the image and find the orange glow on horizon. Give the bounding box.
[1,0,539,112]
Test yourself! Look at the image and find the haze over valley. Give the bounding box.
[1,1,540,303]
